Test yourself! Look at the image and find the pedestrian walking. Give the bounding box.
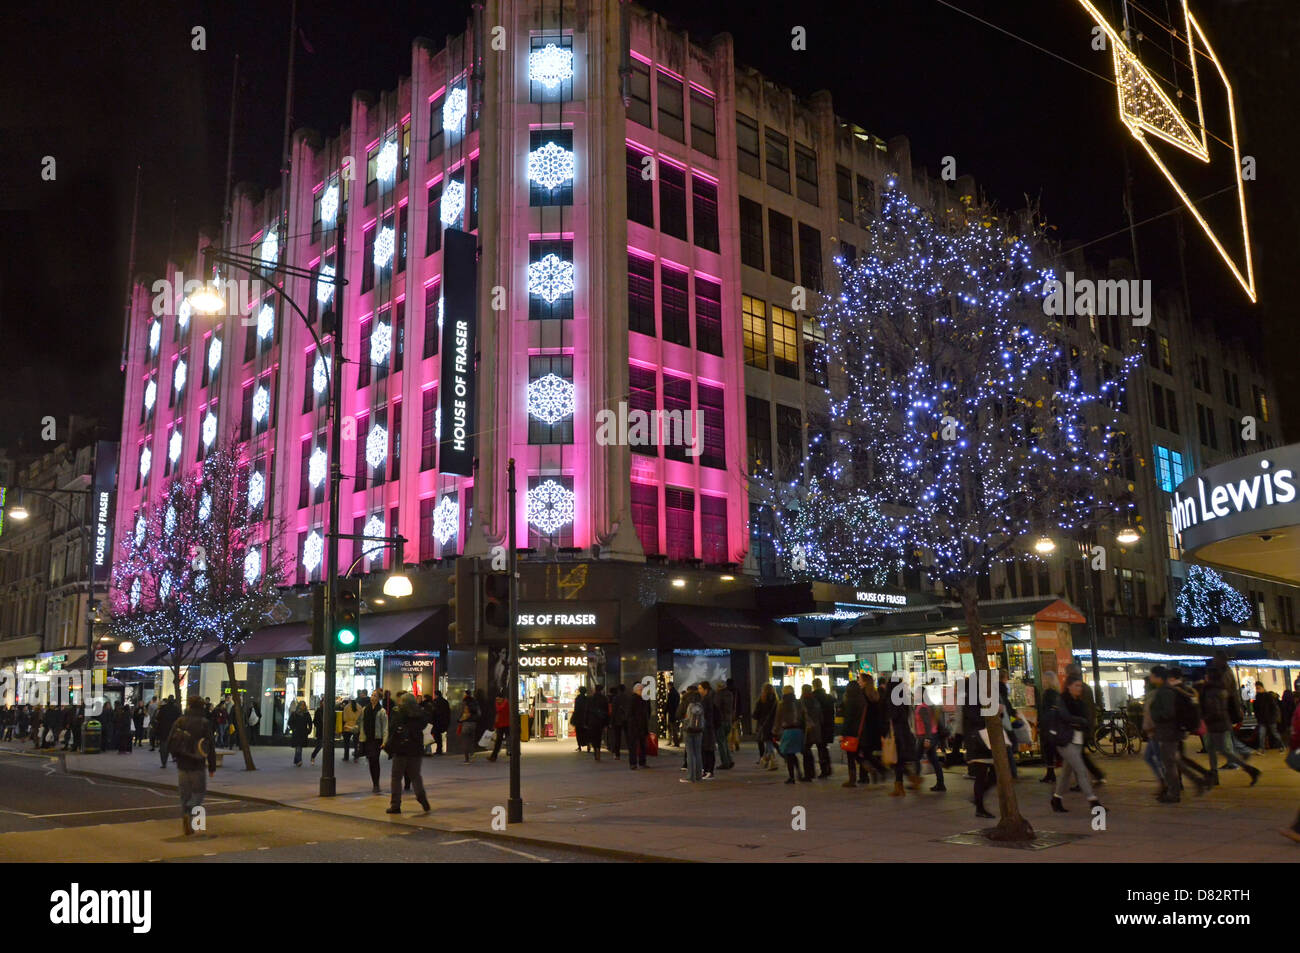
[114,702,133,754]
[488,694,510,761]
[666,682,681,747]
[775,685,809,784]
[310,702,326,764]
[1198,663,1261,785]
[677,684,705,783]
[1037,671,1061,784]
[1140,667,1167,796]
[457,690,480,763]
[883,675,920,795]
[715,680,736,770]
[586,685,609,761]
[961,676,997,819]
[913,692,946,791]
[340,695,362,763]
[608,684,627,760]
[572,685,590,751]
[1168,668,1214,792]
[288,700,312,766]
[753,683,779,770]
[858,673,888,784]
[16,705,30,742]
[1279,701,1300,843]
[812,678,834,778]
[1254,682,1284,750]
[698,681,719,778]
[146,698,159,750]
[155,696,180,767]
[132,702,146,747]
[626,682,650,769]
[430,690,450,754]
[799,684,824,782]
[1050,676,1103,813]
[167,697,217,836]
[838,677,866,787]
[358,690,389,792]
[385,693,431,814]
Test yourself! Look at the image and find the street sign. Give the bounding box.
[94,650,108,664]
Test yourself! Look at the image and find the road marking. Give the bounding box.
[30,799,235,819]
[479,841,551,862]
[440,838,478,845]
[0,806,37,818]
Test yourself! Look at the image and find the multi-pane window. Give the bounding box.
[798,223,822,291]
[656,70,685,141]
[628,58,652,127]
[420,387,438,471]
[737,113,761,177]
[855,174,875,227]
[358,318,374,388]
[428,92,445,159]
[1253,385,1270,422]
[1196,403,1218,450]
[776,403,803,477]
[299,435,326,508]
[469,157,480,232]
[389,400,402,482]
[746,396,771,471]
[742,295,768,368]
[802,316,827,386]
[626,146,654,227]
[691,176,720,252]
[1151,382,1167,430]
[629,364,657,457]
[632,482,659,555]
[528,354,575,445]
[739,197,764,269]
[353,412,370,491]
[530,130,574,207]
[764,128,790,192]
[661,266,690,347]
[694,277,722,357]
[750,502,777,577]
[768,210,795,281]
[665,488,695,560]
[1223,369,1240,407]
[697,382,725,470]
[527,475,575,548]
[662,373,692,463]
[426,182,442,254]
[1158,335,1173,373]
[1154,445,1186,492]
[361,226,376,293]
[528,240,574,320]
[397,204,408,273]
[628,253,655,336]
[836,165,854,220]
[701,495,727,564]
[365,144,379,206]
[771,305,799,379]
[423,282,441,358]
[794,145,818,205]
[658,161,687,240]
[419,496,436,562]
[689,88,716,156]
[529,35,574,102]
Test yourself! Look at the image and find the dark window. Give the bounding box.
[836,165,853,220]
[528,240,574,320]
[428,93,445,159]
[420,387,438,471]
[629,364,657,458]
[689,89,716,156]
[1151,382,1167,430]
[691,176,719,252]
[239,382,253,442]
[530,130,574,207]
[426,183,442,255]
[303,348,318,414]
[628,254,655,337]
[739,197,764,269]
[358,318,373,388]
[701,495,727,564]
[750,503,777,577]
[626,146,654,227]
[798,223,823,291]
[764,128,790,192]
[736,113,760,177]
[794,145,818,205]
[656,70,685,141]
[528,354,575,445]
[353,413,369,490]
[529,35,574,102]
[632,483,659,555]
[776,403,802,478]
[698,382,725,470]
[665,488,695,560]
[663,373,692,463]
[661,266,690,347]
[419,496,436,561]
[856,175,875,227]
[768,210,795,281]
[803,316,827,387]
[658,162,687,240]
[423,283,441,358]
[394,300,406,374]
[390,402,402,481]
[397,204,408,273]
[746,395,771,471]
[469,157,480,232]
[628,58,652,127]
[361,226,376,293]
[694,277,722,356]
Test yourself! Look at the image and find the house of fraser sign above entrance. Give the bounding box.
[1172,445,1300,552]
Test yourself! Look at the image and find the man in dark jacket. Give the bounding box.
[1254,683,1284,750]
[1198,664,1259,784]
[626,683,651,769]
[609,685,628,760]
[812,678,834,778]
[385,692,431,814]
[840,679,866,787]
[155,696,181,768]
[698,682,718,778]
[715,680,736,770]
[572,686,590,751]
[666,682,681,747]
[430,690,451,755]
[586,686,609,761]
[168,697,217,836]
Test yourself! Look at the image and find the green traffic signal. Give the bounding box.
[337,627,357,647]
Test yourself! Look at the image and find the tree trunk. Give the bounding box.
[224,650,256,771]
[960,576,1034,842]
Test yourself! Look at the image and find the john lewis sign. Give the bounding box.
[1172,446,1300,552]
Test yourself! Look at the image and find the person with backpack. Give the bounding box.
[677,683,706,783]
[1049,676,1102,814]
[457,690,480,763]
[358,690,389,792]
[384,692,431,814]
[167,697,218,836]
[1254,682,1284,751]
[1280,701,1300,844]
[1198,663,1261,786]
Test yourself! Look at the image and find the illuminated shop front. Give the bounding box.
[517,644,592,742]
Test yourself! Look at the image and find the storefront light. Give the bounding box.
[671,578,686,588]
[1116,526,1140,545]
[1033,534,1056,554]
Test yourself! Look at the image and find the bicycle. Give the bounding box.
[1093,710,1136,756]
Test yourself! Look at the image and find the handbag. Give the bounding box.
[1286,748,1300,773]
[840,706,868,753]
[881,731,898,767]
[646,732,659,756]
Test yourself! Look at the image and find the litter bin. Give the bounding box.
[82,719,102,754]
[519,712,530,743]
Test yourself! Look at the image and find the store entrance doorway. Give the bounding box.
[521,672,586,741]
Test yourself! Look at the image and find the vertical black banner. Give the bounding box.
[91,440,119,584]
[439,228,477,477]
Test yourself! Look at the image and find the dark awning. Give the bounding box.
[226,607,446,660]
[660,604,806,652]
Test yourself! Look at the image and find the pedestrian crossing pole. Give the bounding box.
[507,458,523,823]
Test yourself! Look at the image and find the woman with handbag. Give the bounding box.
[753,684,778,769]
[457,691,480,764]
[882,675,920,796]
[858,673,888,785]
[1037,671,1061,784]
[775,685,809,784]
[839,677,867,787]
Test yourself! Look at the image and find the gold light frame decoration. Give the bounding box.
[1077,0,1256,301]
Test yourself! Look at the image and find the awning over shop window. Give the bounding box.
[0,637,43,661]
[660,604,806,652]
[226,607,446,660]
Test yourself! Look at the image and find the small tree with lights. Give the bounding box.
[768,184,1141,841]
[1176,565,1252,628]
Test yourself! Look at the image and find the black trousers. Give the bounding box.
[972,763,993,811]
[342,731,356,761]
[627,734,646,767]
[703,747,716,774]
[363,740,381,787]
[491,727,508,759]
[431,729,444,754]
[609,724,624,758]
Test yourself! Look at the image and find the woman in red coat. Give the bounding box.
[488,695,511,762]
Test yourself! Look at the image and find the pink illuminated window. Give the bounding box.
[701,495,727,564]
[697,382,725,470]
[631,483,659,555]
[627,254,655,336]
[665,488,694,560]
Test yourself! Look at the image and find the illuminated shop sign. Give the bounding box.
[1172,446,1300,552]
[854,591,907,607]
[438,229,477,477]
[516,612,597,627]
[518,654,588,668]
[91,440,119,584]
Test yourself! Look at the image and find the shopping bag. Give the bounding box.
[647,733,659,756]
[881,732,898,767]
[1011,717,1031,745]
[1285,748,1300,773]
[478,729,496,748]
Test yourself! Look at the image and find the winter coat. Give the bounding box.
[494,698,510,730]
[155,701,180,740]
[386,696,429,758]
[357,702,387,744]
[1058,691,1090,744]
[611,690,629,726]
[626,693,651,740]
[430,696,451,731]
[1198,675,1241,733]
[341,701,362,733]
[676,689,704,734]
[1290,702,1300,751]
[840,682,865,742]
[813,687,835,740]
[666,688,680,722]
[288,709,312,744]
[168,713,217,772]
[753,693,778,736]
[572,693,589,740]
[586,692,610,732]
[716,687,736,725]
[698,691,718,750]
[774,696,805,732]
[883,682,915,762]
[800,693,823,745]
[1254,690,1280,727]
[861,690,885,752]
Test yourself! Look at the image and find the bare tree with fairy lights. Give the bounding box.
[766,184,1142,841]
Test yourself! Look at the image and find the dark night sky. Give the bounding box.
[1,0,1296,452]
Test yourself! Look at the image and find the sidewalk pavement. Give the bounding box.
[11,737,1300,862]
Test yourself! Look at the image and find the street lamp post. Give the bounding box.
[507,459,522,823]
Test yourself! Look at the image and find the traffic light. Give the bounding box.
[483,572,510,631]
[447,556,474,645]
[311,582,326,654]
[335,578,360,649]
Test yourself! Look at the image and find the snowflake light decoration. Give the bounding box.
[149,321,160,353]
[173,358,187,396]
[168,429,183,464]
[365,422,388,469]
[362,515,386,560]
[313,353,328,394]
[316,264,336,306]
[159,570,173,602]
[248,470,265,510]
[308,446,327,488]
[208,336,222,373]
[527,373,575,424]
[203,410,217,447]
[433,496,459,545]
[373,225,395,269]
[257,303,275,340]
[526,254,575,303]
[443,86,468,133]
[440,179,465,228]
[198,491,212,522]
[244,547,262,585]
[528,43,574,90]
[320,184,339,226]
[134,515,146,548]
[139,445,152,480]
[194,572,208,592]
[252,385,269,423]
[260,229,279,267]
[143,379,157,414]
[376,138,399,181]
[164,504,177,536]
[130,577,142,608]
[371,320,392,366]
[527,141,575,191]
[177,296,192,329]
[302,530,324,574]
[527,479,575,536]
